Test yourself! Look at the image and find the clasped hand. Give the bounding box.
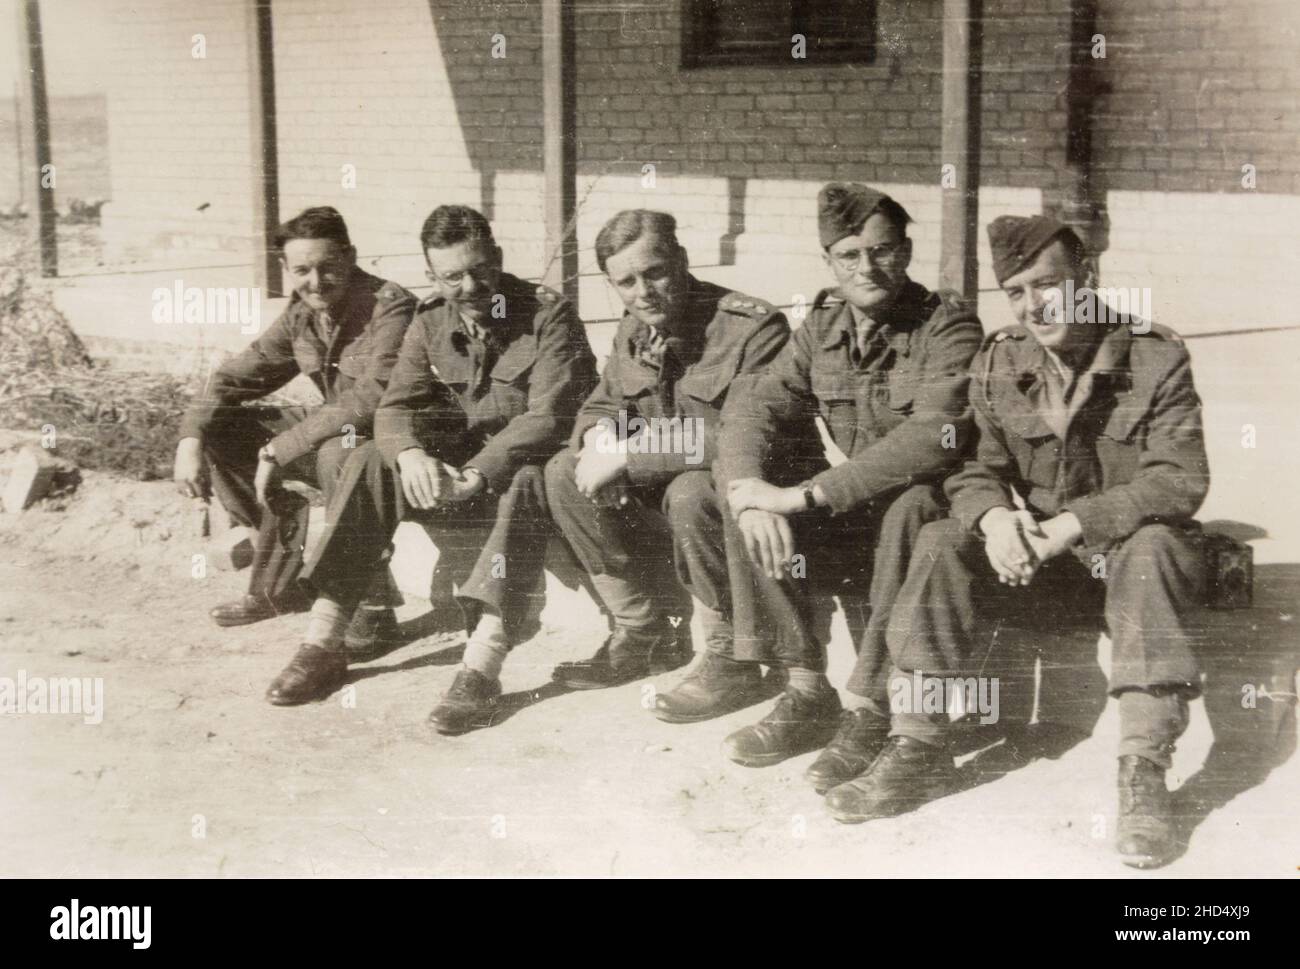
[980,507,1082,586]
[396,449,485,509]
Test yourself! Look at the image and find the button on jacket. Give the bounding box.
[718,279,983,514]
[178,266,417,465]
[374,272,598,490]
[947,317,1210,549]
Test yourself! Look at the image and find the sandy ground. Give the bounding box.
[1,329,1298,878]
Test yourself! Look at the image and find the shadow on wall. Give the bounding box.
[421,0,952,275]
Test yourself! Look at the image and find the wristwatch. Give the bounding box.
[798,480,817,510]
[257,444,279,467]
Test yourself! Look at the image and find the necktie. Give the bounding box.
[636,325,668,370]
[1039,358,1075,439]
[854,324,873,366]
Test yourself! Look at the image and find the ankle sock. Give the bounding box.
[843,692,883,713]
[303,598,350,653]
[462,612,509,681]
[785,666,830,697]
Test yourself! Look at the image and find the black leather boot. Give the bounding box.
[1116,754,1178,869]
[265,645,348,705]
[721,687,842,767]
[804,708,891,794]
[825,735,958,823]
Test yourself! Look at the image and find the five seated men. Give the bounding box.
[178,194,1211,867]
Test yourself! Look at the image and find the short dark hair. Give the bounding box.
[594,209,682,274]
[420,205,495,252]
[273,206,351,251]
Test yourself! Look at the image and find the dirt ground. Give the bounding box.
[1,481,1296,878]
[2,331,1299,878]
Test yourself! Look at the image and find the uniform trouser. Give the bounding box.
[885,518,1205,767]
[718,482,946,707]
[203,404,381,604]
[543,450,701,628]
[300,441,552,644]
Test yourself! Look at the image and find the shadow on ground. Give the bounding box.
[944,550,1299,866]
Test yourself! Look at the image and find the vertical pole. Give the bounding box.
[541,0,578,305]
[938,0,982,300]
[18,0,57,277]
[248,0,281,296]
[1063,0,1104,262]
[14,81,26,214]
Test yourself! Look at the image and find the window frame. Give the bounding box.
[680,0,878,70]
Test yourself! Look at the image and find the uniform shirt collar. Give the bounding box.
[449,274,521,352]
[819,284,916,358]
[1017,321,1132,398]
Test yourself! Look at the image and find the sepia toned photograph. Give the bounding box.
[1,0,1297,889]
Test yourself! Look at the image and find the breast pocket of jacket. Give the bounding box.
[487,355,534,421]
[1095,402,1143,488]
[886,366,919,416]
[1002,410,1059,488]
[292,340,325,381]
[335,342,373,390]
[811,370,866,455]
[677,365,729,418]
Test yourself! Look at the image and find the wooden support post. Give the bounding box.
[248,0,281,296]
[17,0,57,277]
[938,0,982,300]
[541,0,578,306]
[1063,0,1106,261]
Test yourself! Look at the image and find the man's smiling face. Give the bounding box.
[603,234,691,332]
[824,212,912,316]
[425,239,503,325]
[281,238,356,313]
[1001,238,1091,355]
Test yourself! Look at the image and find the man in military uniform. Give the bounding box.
[545,209,790,690]
[264,205,598,731]
[825,215,1210,870]
[665,184,981,784]
[173,206,416,648]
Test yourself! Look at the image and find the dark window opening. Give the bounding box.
[681,0,878,68]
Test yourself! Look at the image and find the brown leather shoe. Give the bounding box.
[343,607,402,660]
[653,652,766,724]
[1116,754,1178,869]
[722,687,842,767]
[210,592,309,628]
[825,735,957,823]
[804,708,891,794]
[427,668,503,735]
[265,645,348,706]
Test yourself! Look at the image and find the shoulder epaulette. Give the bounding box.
[720,293,776,318]
[532,283,564,307]
[981,325,1023,350]
[809,287,843,313]
[1136,320,1184,345]
[377,282,410,303]
[933,288,973,315]
[973,327,1024,413]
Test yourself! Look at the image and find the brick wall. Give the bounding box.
[91,0,1300,334]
